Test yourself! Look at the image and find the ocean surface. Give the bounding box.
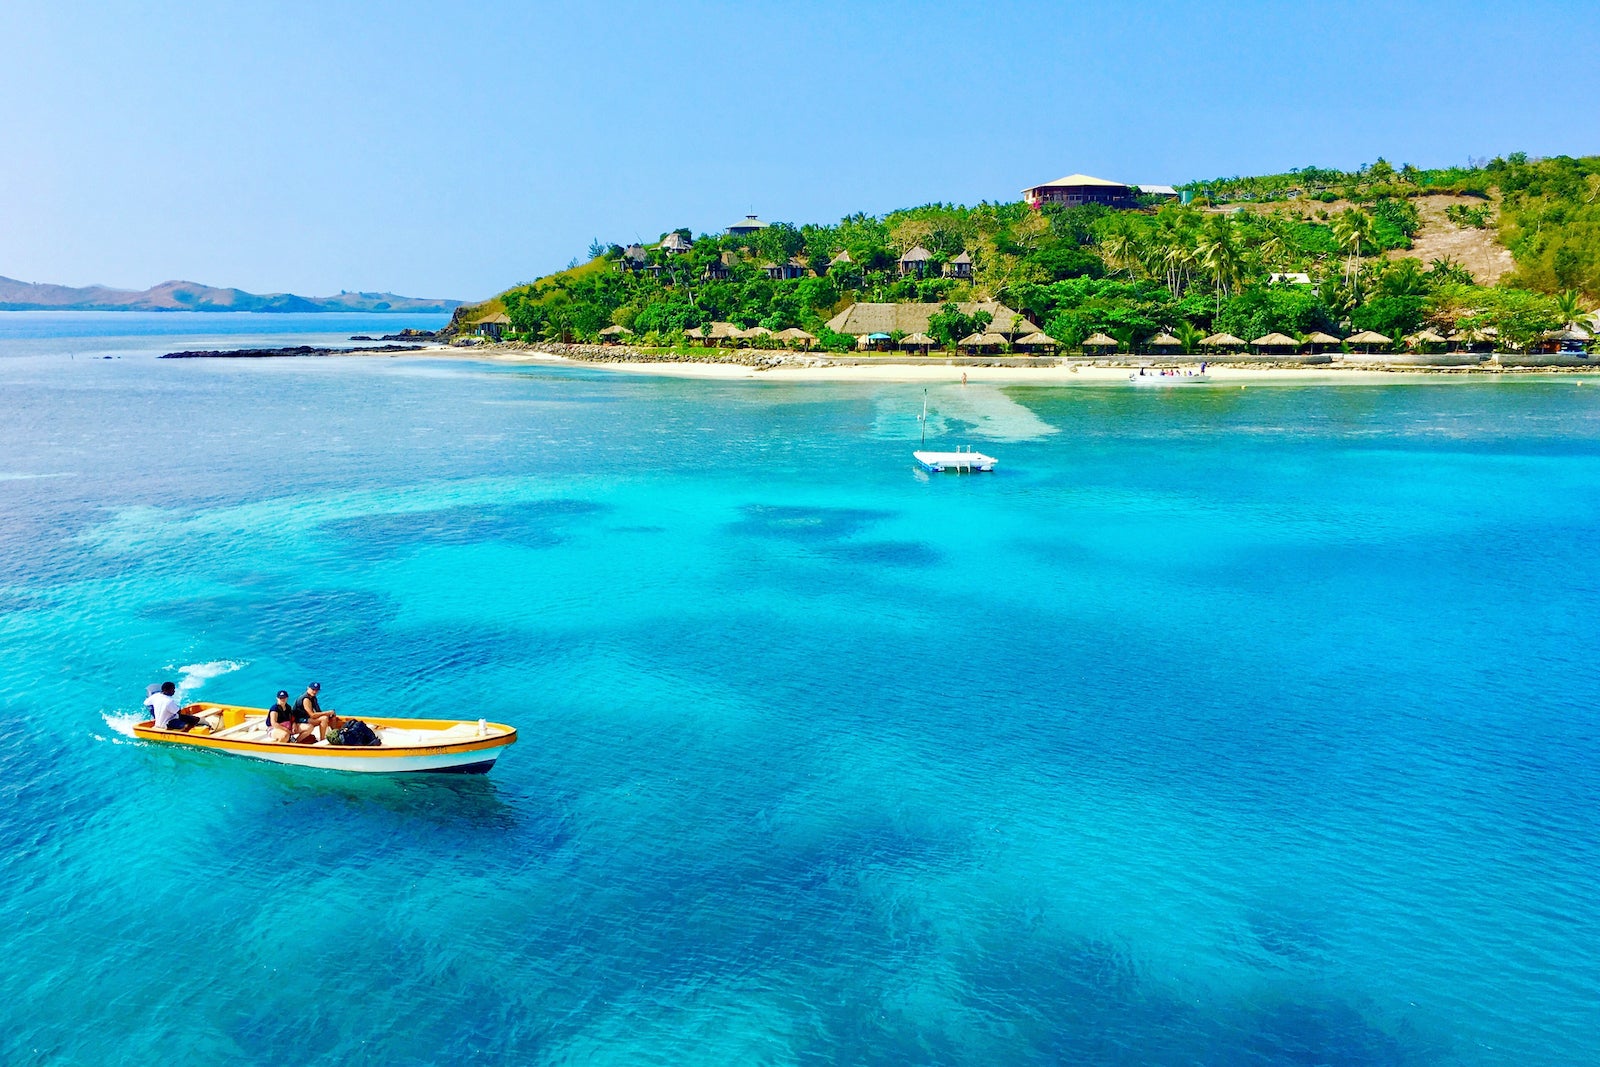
[1,312,1597,1065]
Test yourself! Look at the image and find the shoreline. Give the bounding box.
[359,342,1600,386]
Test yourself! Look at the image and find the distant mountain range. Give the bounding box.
[0,276,462,313]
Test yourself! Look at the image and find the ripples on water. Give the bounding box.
[1,321,1598,1063]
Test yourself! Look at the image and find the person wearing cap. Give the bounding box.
[266,689,315,744]
[299,682,344,741]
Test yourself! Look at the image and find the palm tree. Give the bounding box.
[1175,320,1205,355]
[1160,240,1194,296]
[1196,230,1244,314]
[1098,231,1137,279]
[1556,288,1588,328]
[1331,208,1374,300]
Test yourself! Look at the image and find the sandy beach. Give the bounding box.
[364,344,1600,387]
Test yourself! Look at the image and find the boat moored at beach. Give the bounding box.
[1130,368,1212,386]
[133,703,517,774]
[914,448,997,472]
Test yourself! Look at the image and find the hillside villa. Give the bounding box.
[1021,174,1179,209]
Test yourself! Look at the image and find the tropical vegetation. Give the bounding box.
[474,154,1599,353]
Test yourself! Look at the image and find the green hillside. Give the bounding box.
[461,154,1599,352]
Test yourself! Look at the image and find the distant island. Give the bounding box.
[452,154,1597,359]
[0,276,462,314]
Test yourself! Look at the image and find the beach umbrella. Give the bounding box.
[1081,331,1119,350]
[1200,332,1247,348]
[1345,330,1393,355]
[1304,331,1342,346]
[1406,329,1449,350]
[1147,332,1182,347]
[1251,332,1302,350]
[958,331,1007,349]
[774,327,816,347]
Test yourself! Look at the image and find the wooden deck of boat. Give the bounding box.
[914,449,997,472]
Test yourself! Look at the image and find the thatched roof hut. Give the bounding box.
[659,232,693,253]
[1545,325,1593,342]
[958,331,1007,349]
[1015,331,1059,352]
[774,327,816,345]
[1304,331,1342,345]
[899,331,936,350]
[1252,332,1302,351]
[825,302,1037,337]
[690,321,743,344]
[597,324,633,342]
[898,245,934,277]
[1147,332,1182,348]
[1451,325,1496,345]
[1201,332,1247,348]
[1345,330,1394,350]
[829,249,852,267]
[735,326,773,344]
[1082,332,1119,351]
[1407,329,1449,349]
[474,311,512,339]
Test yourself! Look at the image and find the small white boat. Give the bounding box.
[914,448,997,472]
[134,702,517,774]
[913,391,996,471]
[1130,369,1211,386]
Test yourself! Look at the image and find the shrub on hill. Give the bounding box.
[472,156,1597,349]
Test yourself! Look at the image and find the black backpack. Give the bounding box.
[330,720,381,747]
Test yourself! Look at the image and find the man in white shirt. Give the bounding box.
[148,681,203,731]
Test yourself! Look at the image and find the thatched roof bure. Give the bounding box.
[1252,332,1301,348]
[824,302,1038,337]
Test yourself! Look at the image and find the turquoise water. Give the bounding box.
[2,314,1598,1064]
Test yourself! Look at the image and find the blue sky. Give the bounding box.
[1,1,1596,301]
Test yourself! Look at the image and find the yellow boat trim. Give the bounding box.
[133,703,518,758]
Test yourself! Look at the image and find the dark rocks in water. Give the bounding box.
[349,328,438,342]
[160,344,425,359]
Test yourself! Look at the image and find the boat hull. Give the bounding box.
[914,449,997,472]
[1130,372,1211,386]
[133,705,517,774]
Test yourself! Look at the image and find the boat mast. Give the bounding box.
[920,390,927,448]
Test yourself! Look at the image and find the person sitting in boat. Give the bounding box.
[266,689,316,744]
[299,682,344,741]
[148,681,203,732]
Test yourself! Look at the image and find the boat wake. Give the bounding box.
[98,712,143,741]
[170,659,246,697]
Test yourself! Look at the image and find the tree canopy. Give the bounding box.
[475,155,1598,351]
